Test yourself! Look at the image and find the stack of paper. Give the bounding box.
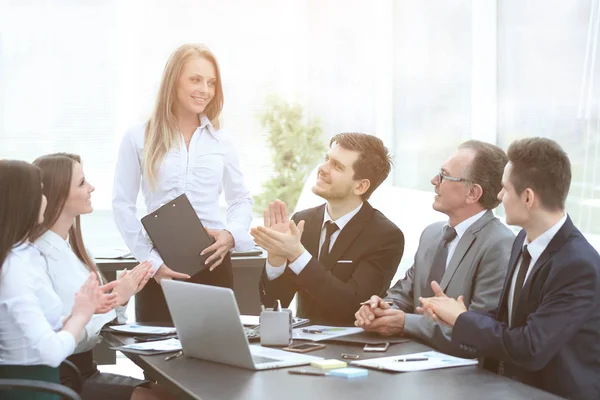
[292,325,363,342]
[240,315,310,328]
[114,338,182,355]
[109,324,176,335]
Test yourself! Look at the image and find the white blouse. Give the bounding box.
[112,116,254,272]
[0,243,75,367]
[35,231,126,354]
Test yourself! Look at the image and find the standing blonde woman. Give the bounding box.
[113,43,253,322]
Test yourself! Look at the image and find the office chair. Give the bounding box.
[0,379,80,399]
[0,360,82,400]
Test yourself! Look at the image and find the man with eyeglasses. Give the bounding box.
[355,140,515,357]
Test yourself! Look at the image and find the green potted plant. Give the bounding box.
[254,96,326,213]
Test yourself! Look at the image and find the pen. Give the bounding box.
[288,369,327,376]
[360,300,394,306]
[164,351,183,361]
[301,329,323,334]
[394,357,429,362]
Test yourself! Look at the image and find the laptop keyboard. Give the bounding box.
[244,326,261,341]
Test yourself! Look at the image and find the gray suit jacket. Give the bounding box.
[386,209,514,357]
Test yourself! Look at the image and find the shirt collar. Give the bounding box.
[322,202,364,231]
[35,230,71,254]
[448,209,487,240]
[523,213,567,260]
[199,114,218,138]
[12,241,31,252]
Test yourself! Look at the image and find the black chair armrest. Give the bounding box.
[59,360,83,393]
[0,378,81,400]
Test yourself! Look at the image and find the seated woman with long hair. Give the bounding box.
[31,153,170,400]
[0,159,113,399]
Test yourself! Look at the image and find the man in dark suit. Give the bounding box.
[420,137,600,400]
[251,133,404,326]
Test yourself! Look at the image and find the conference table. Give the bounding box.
[103,332,563,400]
[95,254,266,365]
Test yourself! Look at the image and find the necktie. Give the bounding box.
[319,221,339,263]
[424,225,458,297]
[511,245,531,326]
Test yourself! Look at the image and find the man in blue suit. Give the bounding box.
[419,137,600,400]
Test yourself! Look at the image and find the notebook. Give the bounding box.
[351,350,478,372]
[141,194,215,276]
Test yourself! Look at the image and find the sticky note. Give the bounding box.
[327,367,369,379]
[310,359,347,370]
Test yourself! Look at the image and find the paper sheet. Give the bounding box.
[109,324,177,335]
[250,345,323,362]
[240,315,310,328]
[119,338,182,352]
[240,315,260,326]
[351,350,478,372]
[292,325,364,342]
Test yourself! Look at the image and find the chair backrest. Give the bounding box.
[0,379,80,400]
[0,361,81,400]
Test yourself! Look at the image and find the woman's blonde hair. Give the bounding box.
[143,43,224,187]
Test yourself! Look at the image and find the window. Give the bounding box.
[497,0,600,249]
[1,0,599,258]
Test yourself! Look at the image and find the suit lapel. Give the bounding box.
[496,232,525,322]
[323,202,373,269]
[295,204,325,318]
[440,210,492,290]
[516,216,574,305]
[302,204,325,259]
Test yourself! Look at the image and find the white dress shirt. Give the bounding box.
[266,203,364,280]
[35,231,126,354]
[0,243,76,367]
[444,209,487,269]
[508,213,567,326]
[112,116,254,272]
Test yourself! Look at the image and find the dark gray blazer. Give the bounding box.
[386,209,514,356]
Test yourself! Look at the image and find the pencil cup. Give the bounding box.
[260,308,293,347]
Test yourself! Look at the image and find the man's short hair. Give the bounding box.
[507,137,571,210]
[460,140,508,210]
[329,133,392,200]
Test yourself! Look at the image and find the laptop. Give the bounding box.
[161,280,322,370]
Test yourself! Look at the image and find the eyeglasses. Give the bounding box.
[436,170,472,184]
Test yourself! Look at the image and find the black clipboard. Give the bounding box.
[141,194,215,276]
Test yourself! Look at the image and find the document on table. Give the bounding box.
[250,345,323,362]
[240,315,260,326]
[292,325,364,342]
[240,315,310,328]
[94,247,133,259]
[351,351,478,372]
[119,338,182,352]
[109,324,177,335]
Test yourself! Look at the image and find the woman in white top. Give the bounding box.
[31,153,168,400]
[113,43,253,322]
[0,159,112,398]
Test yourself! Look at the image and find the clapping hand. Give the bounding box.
[418,281,467,327]
[112,261,153,306]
